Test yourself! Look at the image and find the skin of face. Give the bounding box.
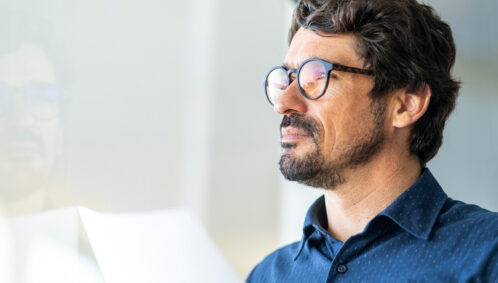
[276,28,384,187]
[0,44,63,200]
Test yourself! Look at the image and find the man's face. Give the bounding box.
[0,44,63,200]
[276,28,386,189]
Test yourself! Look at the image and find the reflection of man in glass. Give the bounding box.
[0,42,105,282]
[0,43,63,216]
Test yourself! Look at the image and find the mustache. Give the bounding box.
[280,114,320,141]
[0,127,43,147]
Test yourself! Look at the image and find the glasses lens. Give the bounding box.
[298,60,327,99]
[265,68,288,105]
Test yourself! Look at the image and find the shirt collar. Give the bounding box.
[294,195,327,260]
[378,168,448,240]
[294,168,448,260]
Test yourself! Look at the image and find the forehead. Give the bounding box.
[0,44,57,87]
[285,28,363,68]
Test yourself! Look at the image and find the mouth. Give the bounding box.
[281,127,312,143]
[3,141,41,160]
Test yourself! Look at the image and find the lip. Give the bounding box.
[281,127,312,142]
[4,141,40,160]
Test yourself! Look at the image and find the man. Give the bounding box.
[0,38,104,282]
[0,43,64,216]
[248,0,497,282]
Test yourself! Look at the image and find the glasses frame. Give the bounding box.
[0,84,63,120]
[263,58,373,105]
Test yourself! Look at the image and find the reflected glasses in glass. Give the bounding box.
[0,84,63,120]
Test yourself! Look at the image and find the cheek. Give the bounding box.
[313,83,372,152]
[321,117,337,154]
[315,84,354,145]
[311,103,338,153]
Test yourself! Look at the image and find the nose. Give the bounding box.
[273,82,308,115]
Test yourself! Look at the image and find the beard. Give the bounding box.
[279,99,386,189]
[0,127,53,202]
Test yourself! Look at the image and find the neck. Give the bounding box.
[324,147,421,242]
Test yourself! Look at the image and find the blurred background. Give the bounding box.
[0,0,496,279]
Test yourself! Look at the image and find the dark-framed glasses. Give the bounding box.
[0,84,63,120]
[263,58,373,105]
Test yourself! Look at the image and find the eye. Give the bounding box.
[28,85,63,104]
[313,71,326,80]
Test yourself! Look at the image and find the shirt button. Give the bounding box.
[337,264,348,273]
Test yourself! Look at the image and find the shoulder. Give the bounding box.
[438,197,498,236]
[246,241,301,283]
[434,198,498,279]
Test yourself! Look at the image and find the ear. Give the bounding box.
[392,84,431,128]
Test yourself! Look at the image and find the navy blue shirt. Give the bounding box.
[247,169,498,282]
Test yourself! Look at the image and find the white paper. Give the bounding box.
[1,206,240,283]
[78,207,240,283]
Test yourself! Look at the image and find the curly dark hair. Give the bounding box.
[289,0,460,166]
